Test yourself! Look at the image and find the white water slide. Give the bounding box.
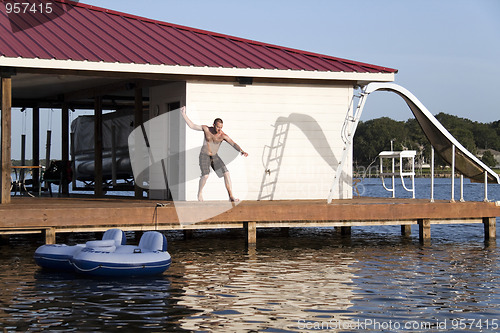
[328,82,499,203]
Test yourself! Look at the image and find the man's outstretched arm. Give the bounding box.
[224,135,248,157]
[180,106,202,131]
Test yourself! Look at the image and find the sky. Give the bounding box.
[7,0,500,159]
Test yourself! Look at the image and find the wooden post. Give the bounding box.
[483,217,496,240]
[45,227,56,244]
[61,105,69,195]
[340,226,351,236]
[280,227,290,236]
[401,225,411,237]
[418,219,431,243]
[94,96,103,196]
[32,107,40,192]
[134,82,143,198]
[1,76,12,204]
[245,221,257,245]
[183,229,193,240]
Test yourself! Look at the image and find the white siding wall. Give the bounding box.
[184,80,353,201]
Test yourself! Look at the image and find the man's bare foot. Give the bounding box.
[198,194,204,201]
[229,197,239,202]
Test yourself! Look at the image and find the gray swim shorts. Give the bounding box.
[199,153,227,178]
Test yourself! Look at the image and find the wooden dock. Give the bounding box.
[0,197,498,244]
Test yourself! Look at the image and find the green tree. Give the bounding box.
[488,120,500,150]
[481,150,497,168]
[492,120,500,137]
[354,113,499,168]
[472,123,498,150]
[435,113,474,133]
[449,127,477,154]
[354,117,407,166]
[405,118,429,160]
[435,113,477,153]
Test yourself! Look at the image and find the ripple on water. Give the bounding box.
[0,225,499,332]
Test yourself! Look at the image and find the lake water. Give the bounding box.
[1,178,499,332]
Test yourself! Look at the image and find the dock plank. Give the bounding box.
[0,197,498,244]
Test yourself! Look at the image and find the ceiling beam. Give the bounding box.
[64,80,138,102]
[12,97,149,110]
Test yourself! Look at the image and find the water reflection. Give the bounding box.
[32,273,175,331]
[0,236,184,332]
[345,230,500,331]
[175,234,358,332]
[1,224,499,332]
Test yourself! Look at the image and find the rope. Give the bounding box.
[72,261,170,272]
[71,262,102,272]
[36,256,71,263]
[152,205,158,230]
[153,203,169,230]
[152,204,160,230]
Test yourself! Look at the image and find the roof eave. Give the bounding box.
[0,57,396,82]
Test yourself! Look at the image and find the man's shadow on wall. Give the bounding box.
[258,113,344,200]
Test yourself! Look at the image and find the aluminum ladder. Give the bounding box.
[327,89,369,203]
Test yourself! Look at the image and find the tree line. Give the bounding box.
[353,113,500,168]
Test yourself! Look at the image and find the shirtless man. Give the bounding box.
[181,106,248,201]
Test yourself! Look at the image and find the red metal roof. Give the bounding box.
[0,0,397,74]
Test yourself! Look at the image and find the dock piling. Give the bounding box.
[340,226,351,236]
[183,229,193,240]
[483,217,496,240]
[418,219,431,243]
[245,222,257,245]
[44,228,56,244]
[280,227,290,236]
[401,225,412,237]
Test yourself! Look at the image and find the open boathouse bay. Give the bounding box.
[0,180,499,332]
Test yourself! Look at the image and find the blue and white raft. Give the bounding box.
[34,229,171,277]
[34,228,126,271]
[72,231,171,277]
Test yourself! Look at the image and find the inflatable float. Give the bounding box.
[34,229,171,277]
